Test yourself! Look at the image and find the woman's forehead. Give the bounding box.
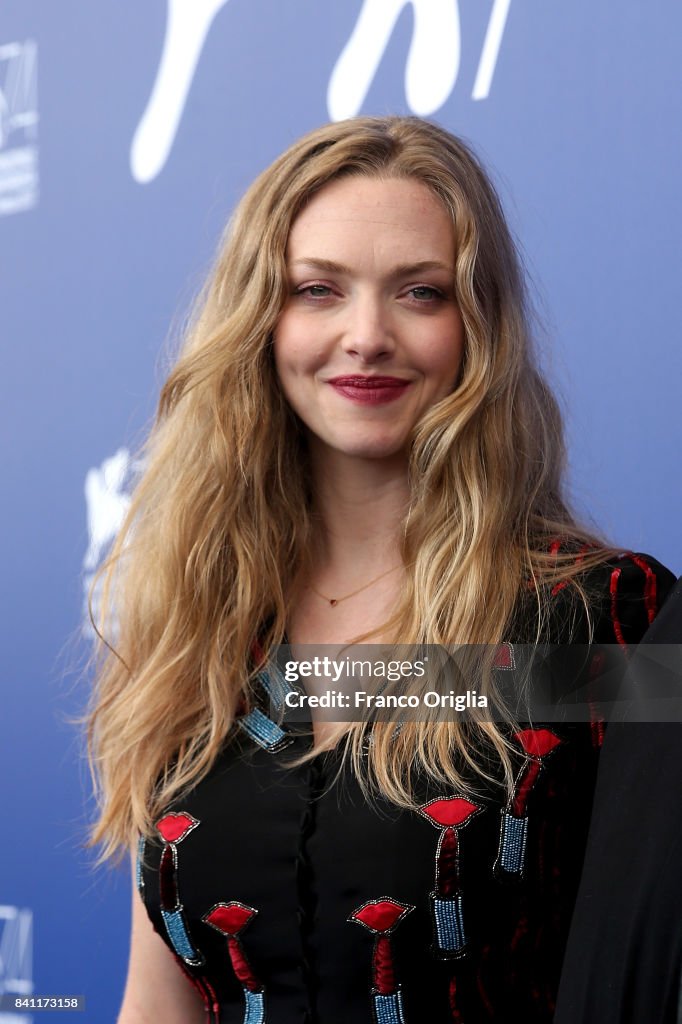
[286,176,455,266]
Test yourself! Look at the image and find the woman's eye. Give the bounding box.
[408,285,442,302]
[296,284,332,298]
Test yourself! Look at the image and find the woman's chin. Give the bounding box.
[312,434,411,464]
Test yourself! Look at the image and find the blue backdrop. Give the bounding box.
[2,2,680,1019]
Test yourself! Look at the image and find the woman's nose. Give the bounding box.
[340,293,395,361]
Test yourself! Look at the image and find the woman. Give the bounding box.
[88,116,674,1023]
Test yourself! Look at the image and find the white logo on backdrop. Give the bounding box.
[131,0,512,183]
[0,906,32,1024]
[0,40,38,217]
[131,0,230,183]
[83,449,137,637]
[328,0,512,119]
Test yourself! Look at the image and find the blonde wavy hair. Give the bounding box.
[87,116,610,862]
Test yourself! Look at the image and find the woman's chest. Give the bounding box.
[139,733,599,1023]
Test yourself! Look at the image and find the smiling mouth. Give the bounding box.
[328,376,409,387]
[328,376,411,405]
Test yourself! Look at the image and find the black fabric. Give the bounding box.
[555,576,682,1024]
[139,555,676,1023]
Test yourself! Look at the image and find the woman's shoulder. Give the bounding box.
[579,550,676,646]
[514,546,677,646]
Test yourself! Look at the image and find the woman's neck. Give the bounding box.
[308,446,410,574]
[285,450,410,682]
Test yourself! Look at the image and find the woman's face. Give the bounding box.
[273,175,464,464]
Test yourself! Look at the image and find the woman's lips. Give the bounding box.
[328,376,411,405]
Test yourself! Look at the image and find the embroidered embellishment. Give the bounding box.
[418,797,482,958]
[610,567,627,650]
[626,552,658,625]
[135,835,146,897]
[203,902,265,1024]
[610,552,659,651]
[549,543,591,596]
[238,706,291,752]
[493,642,515,670]
[448,974,466,1024]
[349,898,414,1024]
[587,649,606,749]
[257,659,295,708]
[238,651,296,753]
[494,728,561,879]
[155,812,204,966]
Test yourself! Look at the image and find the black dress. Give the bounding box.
[555,575,682,1024]
[137,553,675,1023]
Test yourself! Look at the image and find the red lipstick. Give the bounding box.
[328,375,411,405]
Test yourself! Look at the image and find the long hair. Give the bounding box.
[87,116,610,861]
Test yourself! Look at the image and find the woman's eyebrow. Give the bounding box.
[289,258,454,276]
[289,257,352,274]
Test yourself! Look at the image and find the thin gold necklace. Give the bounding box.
[308,564,403,607]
